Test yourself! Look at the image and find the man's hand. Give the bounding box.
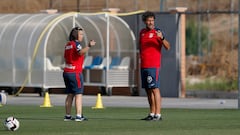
[156,30,164,40]
[156,30,170,50]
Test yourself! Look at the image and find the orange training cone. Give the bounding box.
[92,93,104,109]
[40,92,53,107]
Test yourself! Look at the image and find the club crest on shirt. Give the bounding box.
[149,33,154,38]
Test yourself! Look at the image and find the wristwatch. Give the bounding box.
[161,36,165,41]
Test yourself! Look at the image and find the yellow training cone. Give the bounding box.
[92,93,104,109]
[40,92,53,107]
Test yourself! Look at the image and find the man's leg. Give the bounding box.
[152,88,161,114]
[148,89,155,114]
[141,89,155,120]
[75,94,87,121]
[152,88,162,120]
[65,94,74,115]
[75,94,82,116]
[64,94,74,121]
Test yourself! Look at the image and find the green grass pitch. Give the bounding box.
[1,105,240,135]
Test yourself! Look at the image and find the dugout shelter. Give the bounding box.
[0,12,137,95]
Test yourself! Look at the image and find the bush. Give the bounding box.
[186,77,238,91]
[186,19,211,55]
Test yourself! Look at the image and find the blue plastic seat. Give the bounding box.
[84,56,103,69]
[83,56,93,68]
[109,56,121,69]
[93,57,112,70]
[111,56,130,70]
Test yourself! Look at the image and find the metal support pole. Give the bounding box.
[238,0,240,109]
[106,13,110,88]
[49,0,53,9]
[77,0,80,12]
[169,7,188,98]
[197,0,202,61]
[160,0,164,12]
[72,14,76,28]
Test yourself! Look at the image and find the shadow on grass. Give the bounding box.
[15,116,143,121]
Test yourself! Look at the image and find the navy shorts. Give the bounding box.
[63,72,84,94]
[141,68,160,89]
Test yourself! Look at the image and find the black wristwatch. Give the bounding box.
[161,36,165,41]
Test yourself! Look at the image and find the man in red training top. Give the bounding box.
[63,27,96,122]
[139,11,170,121]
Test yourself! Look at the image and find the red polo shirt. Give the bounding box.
[139,28,163,68]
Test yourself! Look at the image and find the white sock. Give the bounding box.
[149,113,154,117]
[76,114,82,118]
[155,114,161,118]
[66,114,71,117]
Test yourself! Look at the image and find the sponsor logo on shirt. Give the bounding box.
[65,64,76,69]
[77,44,82,51]
[65,45,73,50]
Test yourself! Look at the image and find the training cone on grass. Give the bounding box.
[40,92,53,107]
[92,93,104,109]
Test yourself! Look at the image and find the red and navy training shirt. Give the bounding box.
[64,41,84,73]
[139,28,163,68]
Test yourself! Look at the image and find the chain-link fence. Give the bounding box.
[180,0,238,91]
[0,0,238,92]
